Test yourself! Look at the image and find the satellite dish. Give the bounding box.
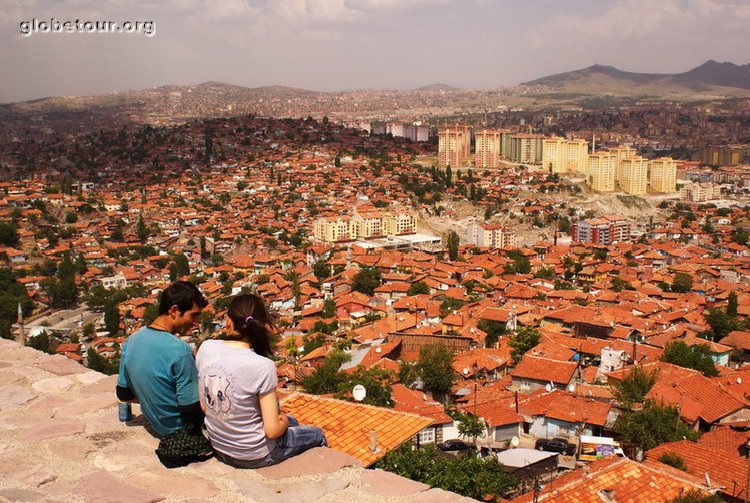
[567,383,576,393]
[463,367,470,376]
[545,383,553,392]
[352,384,367,402]
[511,436,520,447]
[738,377,743,384]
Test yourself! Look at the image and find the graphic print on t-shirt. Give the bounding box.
[202,373,232,414]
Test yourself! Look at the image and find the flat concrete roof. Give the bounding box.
[495,448,557,468]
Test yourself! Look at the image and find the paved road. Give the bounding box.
[20,304,101,337]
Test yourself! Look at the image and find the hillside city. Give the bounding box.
[2,89,750,501]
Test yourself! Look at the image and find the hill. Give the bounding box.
[522,60,750,96]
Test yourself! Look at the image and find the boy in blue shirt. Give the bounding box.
[116,281,208,465]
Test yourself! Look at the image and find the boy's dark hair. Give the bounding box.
[158,280,208,315]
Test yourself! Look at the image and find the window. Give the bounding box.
[418,428,435,444]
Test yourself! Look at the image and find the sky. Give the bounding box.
[1,0,749,103]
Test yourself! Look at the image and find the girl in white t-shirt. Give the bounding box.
[196,294,327,468]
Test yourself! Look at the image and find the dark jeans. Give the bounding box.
[215,416,328,469]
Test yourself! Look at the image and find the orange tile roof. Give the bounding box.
[511,355,577,385]
[279,392,432,466]
[510,456,715,503]
[647,440,747,500]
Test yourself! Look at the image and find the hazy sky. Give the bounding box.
[2,0,749,103]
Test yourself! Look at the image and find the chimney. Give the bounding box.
[598,489,617,503]
[369,429,381,453]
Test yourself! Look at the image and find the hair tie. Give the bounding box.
[244,315,255,323]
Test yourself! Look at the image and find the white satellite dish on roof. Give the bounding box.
[463,367,470,376]
[352,384,367,402]
[545,383,553,392]
[567,383,576,393]
[511,436,520,447]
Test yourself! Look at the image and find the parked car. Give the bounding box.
[535,438,576,455]
[437,439,474,453]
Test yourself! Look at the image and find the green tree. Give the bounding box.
[0,269,33,340]
[104,301,120,336]
[508,326,541,365]
[136,214,148,243]
[143,303,159,325]
[321,299,337,318]
[0,222,19,247]
[727,291,739,318]
[658,453,687,471]
[375,444,517,502]
[352,267,382,296]
[301,351,350,395]
[28,331,53,354]
[662,341,718,376]
[313,259,330,281]
[477,319,507,347]
[407,281,430,296]
[335,366,393,407]
[703,307,741,341]
[611,365,658,404]
[669,490,722,503]
[732,227,749,246]
[446,230,460,261]
[172,253,190,279]
[416,345,455,401]
[453,410,485,444]
[671,272,693,293]
[82,322,95,339]
[614,400,700,450]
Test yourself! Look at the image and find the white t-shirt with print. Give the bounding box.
[196,339,277,460]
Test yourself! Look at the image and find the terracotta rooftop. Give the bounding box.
[647,440,748,500]
[0,339,472,503]
[509,456,717,503]
[279,392,433,467]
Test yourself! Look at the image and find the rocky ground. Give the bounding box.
[0,339,477,503]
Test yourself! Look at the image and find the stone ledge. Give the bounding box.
[0,339,479,502]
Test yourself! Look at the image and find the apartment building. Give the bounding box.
[618,156,648,195]
[475,129,502,168]
[588,152,617,192]
[438,125,472,167]
[542,137,589,174]
[508,134,544,164]
[313,216,356,242]
[649,157,677,193]
[609,146,637,180]
[383,211,417,236]
[572,216,631,244]
[465,222,516,248]
[314,210,418,243]
[352,209,385,239]
[680,182,721,202]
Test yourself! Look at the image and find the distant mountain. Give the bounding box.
[414,84,460,92]
[522,60,750,95]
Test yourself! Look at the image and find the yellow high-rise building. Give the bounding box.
[383,211,417,236]
[542,137,589,174]
[542,137,566,173]
[438,125,472,167]
[588,152,616,192]
[313,216,356,242]
[618,156,648,195]
[565,139,589,173]
[609,146,637,180]
[649,157,677,193]
[475,129,502,168]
